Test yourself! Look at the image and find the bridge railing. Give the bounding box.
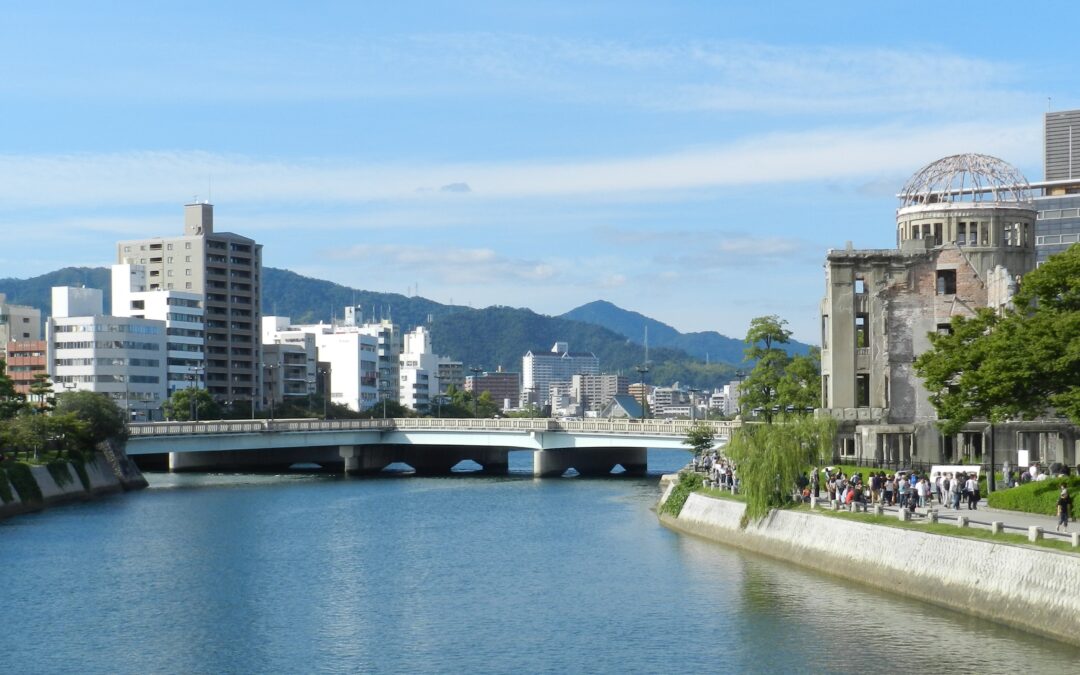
[128,417,739,438]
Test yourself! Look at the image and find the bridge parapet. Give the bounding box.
[128,417,739,438]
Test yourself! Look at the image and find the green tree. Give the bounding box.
[724,415,836,522]
[915,243,1080,433]
[162,388,221,421]
[53,391,128,447]
[0,359,27,420]
[28,372,55,412]
[738,317,821,422]
[682,422,716,458]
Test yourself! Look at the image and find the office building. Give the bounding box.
[47,286,167,420]
[117,202,261,404]
[465,368,521,410]
[5,340,46,398]
[1035,109,1080,265]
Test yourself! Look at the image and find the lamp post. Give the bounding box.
[635,365,649,420]
[264,364,277,421]
[469,367,483,418]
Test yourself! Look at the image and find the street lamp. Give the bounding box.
[635,365,650,420]
[318,367,330,419]
[470,366,482,418]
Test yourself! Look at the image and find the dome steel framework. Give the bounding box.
[898,153,1031,208]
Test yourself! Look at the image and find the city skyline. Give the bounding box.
[3,2,1079,342]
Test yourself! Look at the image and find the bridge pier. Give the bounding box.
[533,448,647,477]
[339,446,396,475]
[169,446,343,471]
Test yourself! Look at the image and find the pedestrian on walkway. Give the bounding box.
[1057,485,1074,532]
[964,474,979,510]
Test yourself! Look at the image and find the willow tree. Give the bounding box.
[724,416,836,523]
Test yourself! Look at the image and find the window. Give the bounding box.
[185,269,192,276]
[855,314,869,348]
[821,315,829,349]
[185,282,193,289]
[936,270,957,295]
[821,374,829,408]
[167,243,173,250]
[854,278,865,294]
[956,223,966,245]
[167,257,173,263]
[185,255,191,262]
[855,374,870,408]
[936,323,953,335]
[185,242,191,249]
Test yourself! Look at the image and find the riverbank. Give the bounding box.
[658,481,1080,647]
[0,446,147,521]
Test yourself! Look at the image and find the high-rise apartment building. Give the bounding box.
[465,368,521,410]
[570,373,627,414]
[117,203,261,404]
[522,342,599,405]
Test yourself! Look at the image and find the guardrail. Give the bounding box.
[128,417,740,438]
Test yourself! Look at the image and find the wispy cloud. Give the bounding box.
[0,120,1041,208]
[327,244,556,284]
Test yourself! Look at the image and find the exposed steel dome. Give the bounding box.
[898,153,1031,208]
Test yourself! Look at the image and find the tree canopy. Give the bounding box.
[738,316,820,423]
[915,244,1080,434]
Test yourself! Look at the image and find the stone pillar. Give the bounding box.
[991,521,1003,535]
[873,504,883,516]
[898,508,910,522]
[1029,526,1043,542]
[339,446,359,474]
[1072,532,1079,548]
[957,516,969,528]
[927,510,938,524]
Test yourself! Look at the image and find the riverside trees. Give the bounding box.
[915,243,1080,434]
[726,315,836,522]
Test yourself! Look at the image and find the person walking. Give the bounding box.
[964,474,979,510]
[1056,485,1074,532]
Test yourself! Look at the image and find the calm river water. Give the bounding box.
[3,449,1077,674]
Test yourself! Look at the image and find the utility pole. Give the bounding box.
[635,365,649,421]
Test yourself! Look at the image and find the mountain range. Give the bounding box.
[0,267,813,389]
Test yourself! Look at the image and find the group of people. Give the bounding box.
[695,451,737,490]
[802,468,984,511]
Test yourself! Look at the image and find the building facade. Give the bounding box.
[570,373,627,415]
[0,294,41,347]
[112,264,205,397]
[465,368,521,410]
[117,203,261,404]
[5,340,46,398]
[522,342,599,406]
[820,153,1077,467]
[47,286,167,420]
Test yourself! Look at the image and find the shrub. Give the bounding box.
[987,476,1080,514]
[661,472,704,517]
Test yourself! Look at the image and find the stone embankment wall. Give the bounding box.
[659,487,1080,646]
[0,449,147,521]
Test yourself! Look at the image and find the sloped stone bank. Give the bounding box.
[0,450,146,521]
[659,489,1080,646]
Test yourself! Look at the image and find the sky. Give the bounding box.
[2,1,1078,343]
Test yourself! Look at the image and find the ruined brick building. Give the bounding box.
[819,153,1078,469]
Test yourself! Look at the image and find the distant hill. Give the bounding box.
[561,299,813,363]
[0,267,740,389]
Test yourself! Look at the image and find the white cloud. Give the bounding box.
[328,244,556,284]
[0,120,1041,208]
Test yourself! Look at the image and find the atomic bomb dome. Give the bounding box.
[898,153,1031,209]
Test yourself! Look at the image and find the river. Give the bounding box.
[3,449,1077,674]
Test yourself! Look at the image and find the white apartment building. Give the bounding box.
[47,286,167,420]
[399,326,443,412]
[273,318,378,412]
[522,342,599,405]
[111,264,205,397]
[722,380,742,417]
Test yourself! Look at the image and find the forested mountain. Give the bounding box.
[0,267,740,389]
[430,306,735,386]
[561,299,814,362]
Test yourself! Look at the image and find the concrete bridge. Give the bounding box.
[126,417,736,476]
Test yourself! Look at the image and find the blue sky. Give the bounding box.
[2,2,1078,343]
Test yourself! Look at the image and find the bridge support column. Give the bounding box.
[473,448,509,474]
[533,447,648,477]
[340,446,395,475]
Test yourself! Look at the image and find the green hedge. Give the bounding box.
[661,472,704,517]
[987,476,1080,515]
